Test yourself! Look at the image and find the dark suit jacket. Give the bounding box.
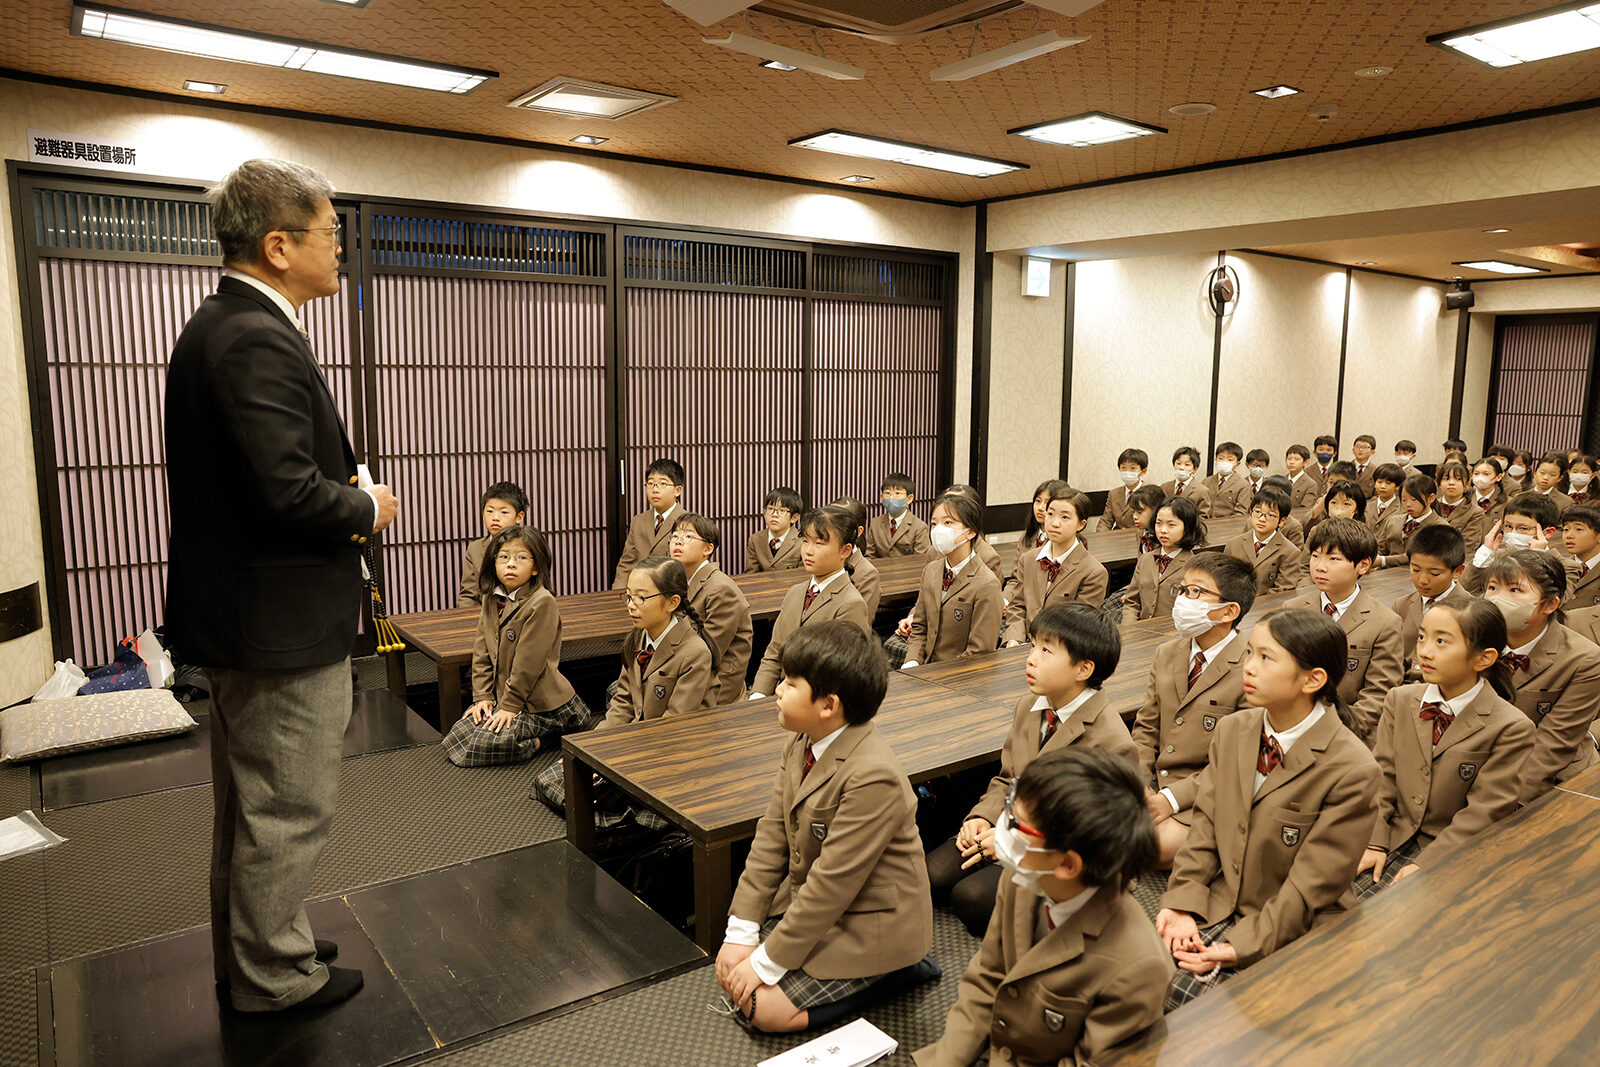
[165,276,370,670]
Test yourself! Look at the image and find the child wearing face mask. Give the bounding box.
[914,749,1171,1067]
[1504,451,1535,494]
[1242,449,1272,498]
[1100,449,1150,531]
[1133,554,1256,863]
[896,493,1002,670]
[1393,439,1417,470]
[1567,454,1596,505]
[1464,492,1581,595]
[1471,457,1507,526]
[1121,496,1205,623]
[1311,434,1339,483]
[867,473,932,559]
[1482,550,1600,803]
[1161,446,1214,518]
[1204,441,1251,517]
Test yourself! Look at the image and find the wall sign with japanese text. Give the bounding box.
[28,130,141,171]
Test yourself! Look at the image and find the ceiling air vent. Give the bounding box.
[507,78,677,120]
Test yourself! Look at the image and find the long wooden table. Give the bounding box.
[1103,761,1600,1065]
[563,567,1415,949]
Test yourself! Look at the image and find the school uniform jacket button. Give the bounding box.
[349,475,359,485]
[349,534,360,543]
[1237,824,1246,834]
[1175,717,1184,726]
[358,536,368,544]
[1159,769,1169,777]
[1231,861,1240,873]
[1166,745,1175,753]
[1421,765,1430,777]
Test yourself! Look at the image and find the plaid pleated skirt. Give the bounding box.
[758,918,885,1010]
[881,633,909,669]
[442,693,597,767]
[529,737,671,833]
[1354,834,1424,901]
[1164,915,1240,1012]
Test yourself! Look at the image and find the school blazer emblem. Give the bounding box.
[1042,1008,1066,1032]
[653,683,666,700]
[1281,825,1301,846]
[1459,761,1478,782]
[1203,714,1218,732]
[504,629,515,642]
[810,821,828,842]
[1537,701,1554,718]
[953,607,964,622]
[1347,657,1358,672]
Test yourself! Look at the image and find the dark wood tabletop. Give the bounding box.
[1103,762,1600,1066]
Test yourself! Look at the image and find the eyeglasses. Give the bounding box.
[645,480,677,490]
[619,591,665,606]
[1003,781,1050,847]
[496,553,534,565]
[764,507,792,517]
[669,532,706,545]
[280,222,343,241]
[1172,584,1224,602]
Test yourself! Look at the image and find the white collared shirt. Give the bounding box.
[1475,491,1497,507]
[1255,703,1328,793]
[1505,626,1548,660]
[1319,586,1361,621]
[809,568,846,595]
[1031,689,1095,745]
[688,559,711,583]
[946,551,977,578]
[1419,581,1459,611]
[1581,551,1600,574]
[1037,885,1099,940]
[726,723,850,982]
[493,583,524,603]
[1036,540,1080,565]
[1158,633,1238,812]
[1419,680,1484,747]
[653,503,677,527]
[767,527,789,550]
[1290,470,1307,484]
[643,616,676,651]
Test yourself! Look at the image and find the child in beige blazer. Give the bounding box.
[898,493,1003,669]
[1003,487,1109,647]
[746,486,804,572]
[867,472,932,558]
[749,507,873,697]
[1099,449,1150,532]
[671,513,753,706]
[1161,446,1213,519]
[1223,485,1301,594]
[1121,495,1203,623]
[458,480,526,609]
[612,457,683,589]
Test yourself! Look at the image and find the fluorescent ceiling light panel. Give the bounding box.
[759,59,797,71]
[703,32,865,80]
[570,134,608,145]
[507,78,677,119]
[1009,111,1165,146]
[72,4,492,92]
[1454,259,1548,274]
[1251,84,1300,98]
[183,79,227,93]
[1482,227,1511,233]
[790,130,1026,178]
[1432,3,1600,67]
[929,30,1089,81]
[663,0,758,27]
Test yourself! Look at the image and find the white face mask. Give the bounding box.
[1508,464,1527,478]
[1489,594,1537,633]
[993,813,1056,897]
[929,523,963,556]
[1119,470,1141,487]
[1173,468,1192,484]
[1396,455,1413,466]
[1473,474,1496,494]
[1247,466,1266,479]
[1171,594,1226,638]
[1502,530,1534,551]
[1571,472,1592,491]
[1216,460,1236,476]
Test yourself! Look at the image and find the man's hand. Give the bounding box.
[370,484,399,533]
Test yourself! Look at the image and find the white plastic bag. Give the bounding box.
[133,629,174,689]
[32,659,88,701]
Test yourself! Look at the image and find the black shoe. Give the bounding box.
[281,966,364,1011]
[215,940,340,998]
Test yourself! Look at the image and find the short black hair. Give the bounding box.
[1014,748,1157,893]
[880,472,915,495]
[1354,434,1376,448]
[646,458,685,487]
[1129,484,1166,514]
[1323,478,1368,522]
[1314,434,1338,451]
[1172,445,1201,467]
[764,486,803,515]
[1028,602,1121,688]
[1186,552,1257,624]
[1408,522,1465,569]
[1537,451,1570,476]
[1505,491,1559,529]
[1252,485,1291,520]
[1563,504,1600,533]
[1307,516,1378,565]
[1437,460,1472,488]
[1262,473,1292,492]
[1371,462,1407,488]
[1118,447,1149,469]
[1215,441,1243,461]
[1329,460,1358,481]
[1402,473,1438,504]
[1443,437,1468,453]
[480,481,528,515]
[1245,448,1271,466]
[1395,439,1417,453]
[780,620,888,725]
[671,511,722,549]
[1286,443,1310,461]
[799,505,856,548]
[1153,495,1206,550]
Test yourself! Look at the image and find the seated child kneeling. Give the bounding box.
[1356,599,1535,897]
[716,621,939,1033]
[445,525,597,766]
[914,748,1172,1067]
[1156,608,1379,1010]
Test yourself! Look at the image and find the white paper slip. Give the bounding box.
[0,811,66,863]
[355,463,375,489]
[757,1018,897,1067]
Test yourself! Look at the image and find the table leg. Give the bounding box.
[692,838,733,952]
[565,750,597,856]
[384,649,406,700]
[438,663,463,732]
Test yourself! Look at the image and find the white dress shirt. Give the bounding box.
[1159,630,1238,812]
[900,552,978,670]
[1255,704,1327,794]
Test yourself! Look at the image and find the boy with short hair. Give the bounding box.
[719,621,938,1033]
[1162,446,1214,518]
[1284,445,1321,523]
[1243,449,1271,499]
[1205,441,1251,517]
[612,458,684,589]
[927,602,1139,936]
[1284,518,1407,743]
[459,481,527,608]
[1350,434,1378,495]
[671,513,754,705]
[1224,486,1301,594]
[1311,434,1339,483]
[1389,523,1472,676]
[1394,439,1418,469]
[747,487,804,572]
[914,749,1171,1067]
[1100,448,1150,531]
[1366,461,1407,537]
[1563,505,1600,609]
[1463,492,1581,596]
[867,473,932,558]
[1134,553,1257,862]
[1262,474,1306,548]
[750,507,872,698]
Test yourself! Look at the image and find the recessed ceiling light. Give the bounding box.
[789,129,1026,178]
[71,4,492,92]
[758,59,797,71]
[507,78,676,119]
[839,175,874,183]
[1482,227,1511,234]
[1356,261,1376,266]
[1168,102,1216,116]
[1354,65,1393,77]
[1432,3,1600,67]
[570,134,608,145]
[703,32,865,80]
[183,79,226,93]
[1454,259,1548,274]
[1009,111,1166,147]
[318,0,370,6]
[1250,84,1301,98]
[928,30,1090,82]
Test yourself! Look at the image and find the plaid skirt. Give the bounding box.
[1354,834,1424,901]
[442,693,597,767]
[882,633,909,669]
[759,918,884,1010]
[1164,916,1240,1012]
[529,740,671,833]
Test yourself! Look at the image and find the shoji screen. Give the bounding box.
[1489,314,1599,457]
[809,254,947,525]
[366,213,610,607]
[26,183,358,664]
[620,233,805,576]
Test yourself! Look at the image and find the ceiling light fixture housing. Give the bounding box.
[1431,2,1600,68]
[71,4,494,93]
[1009,110,1166,147]
[1482,227,1511,234]
[928,30,1090,81]
[1354,65,1393,76]
[182,79,226,93]
[703,31,865,79]
[1250,84,1301,98]
[570,134,609,145]
[507,77,677,119]
[1454,259,1549,274]
[790,129,1026,178]
[839,174,874,183]
[758,58,798,70]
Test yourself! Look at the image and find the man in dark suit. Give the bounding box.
[165,158,398,1012]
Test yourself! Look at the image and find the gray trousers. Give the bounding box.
[207,658,352,1010]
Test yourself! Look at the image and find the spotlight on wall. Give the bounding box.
[1444,279,1475,310]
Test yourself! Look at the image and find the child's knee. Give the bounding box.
[750,993,807,1033]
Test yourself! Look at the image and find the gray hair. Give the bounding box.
[207,158,335,265]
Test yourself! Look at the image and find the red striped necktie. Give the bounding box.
[1257,733,1284,775]
[801,743,816,780]
[654,512,663,534]
[770,537,780,554]
[636,646,654,671]
[803,584,820,612]
[1502,651,1531,672]
[1187,650,1205,690]
[942,566,955,592]
[1419,701,1454,746]
[1040,557,1062,584]
[1155,553,1173,575]
[1041,706,1060,745]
